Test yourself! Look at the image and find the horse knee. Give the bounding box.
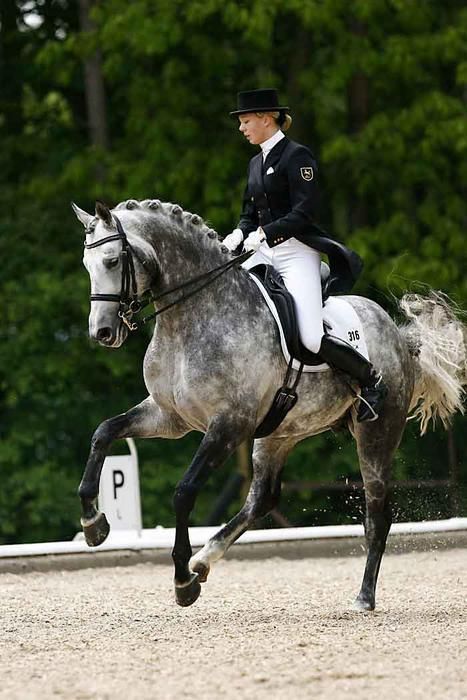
[173,481,197,515]
[91,414,129,452]
[90,420,114,451]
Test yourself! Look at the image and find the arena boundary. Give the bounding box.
[0,517,466,560]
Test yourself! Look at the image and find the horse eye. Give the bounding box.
[104,257,119,269]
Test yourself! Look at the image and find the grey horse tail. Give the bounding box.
[399,291,467,435]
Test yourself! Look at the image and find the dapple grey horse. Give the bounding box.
[72,199,466,610]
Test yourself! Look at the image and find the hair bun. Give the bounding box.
[282,113,293,131]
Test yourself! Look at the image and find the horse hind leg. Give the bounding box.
[352,412,406,612]
[354,488,392,612]
[190,438,292,582]
[189,471,281,582]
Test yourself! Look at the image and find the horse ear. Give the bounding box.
[71,202,93,228]
[95,200,113,226]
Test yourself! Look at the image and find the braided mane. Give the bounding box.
[113,198,222,246]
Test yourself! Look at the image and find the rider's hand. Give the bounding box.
[222,228,244,252]
[243,227,266,253]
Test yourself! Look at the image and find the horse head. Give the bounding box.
[73,198,230,348]
[72,200,149,348]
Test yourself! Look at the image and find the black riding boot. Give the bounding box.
[319,335,388,422]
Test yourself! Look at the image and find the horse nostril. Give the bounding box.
[96,327,113,342]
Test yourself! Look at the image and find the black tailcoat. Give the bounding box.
[237,136,363,294]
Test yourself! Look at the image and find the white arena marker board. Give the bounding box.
[98,438,142,535]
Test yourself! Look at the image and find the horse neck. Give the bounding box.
[155,240,256,333]
[116,209,216,282]
[153,262,250,339]
[120,209,250,323]
[139,212,232,291]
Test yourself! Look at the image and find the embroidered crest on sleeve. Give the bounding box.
[300,166,314,181]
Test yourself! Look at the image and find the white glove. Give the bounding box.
[222,228,244,251]
[244,227,266,253]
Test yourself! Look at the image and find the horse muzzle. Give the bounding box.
[91,323,128,348]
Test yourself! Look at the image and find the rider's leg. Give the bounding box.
[241,240,272,270]
[272,239,324,353]
[319,335,388,422]
[272,238,387,422]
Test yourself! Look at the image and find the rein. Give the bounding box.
[85,215,252,331]
[142,251,252,324]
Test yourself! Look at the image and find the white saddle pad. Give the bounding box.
[249,274,369,373]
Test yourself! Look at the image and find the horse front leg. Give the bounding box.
[79,396,182,547]
[172,416,251,607]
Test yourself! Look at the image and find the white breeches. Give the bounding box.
[242,237,324,354]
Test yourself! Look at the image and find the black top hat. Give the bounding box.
[230,89,289,116]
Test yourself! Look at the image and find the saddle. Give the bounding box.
[249,262,331,367]
[249,262,333,438]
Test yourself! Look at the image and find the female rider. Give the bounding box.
[223,89,387,422]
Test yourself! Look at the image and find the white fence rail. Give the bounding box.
[1,518,466,559]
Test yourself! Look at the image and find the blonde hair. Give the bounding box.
[256,110,292,131]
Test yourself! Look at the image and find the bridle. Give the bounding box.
[84,215,252,332]
[85,215,143,331]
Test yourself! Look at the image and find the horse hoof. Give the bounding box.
[81,512,110,547]
[353,595,375,612]
[175,573,201,607]
[191,561,210,583]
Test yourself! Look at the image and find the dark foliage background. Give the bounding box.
[0,0,466,543]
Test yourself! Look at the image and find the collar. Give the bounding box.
[260,130,285,158]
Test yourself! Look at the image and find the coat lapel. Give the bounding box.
[249,152,264,194]
[263,136,289,174]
